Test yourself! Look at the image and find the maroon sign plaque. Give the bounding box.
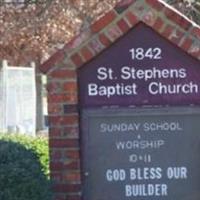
[78,23,200,107]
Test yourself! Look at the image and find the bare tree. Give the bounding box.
[0,0,199,65]
[0,0,120,65]
[165,0,200,24]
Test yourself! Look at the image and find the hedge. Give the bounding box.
[0,134,52,200]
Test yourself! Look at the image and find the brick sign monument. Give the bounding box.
[40,0,200,200]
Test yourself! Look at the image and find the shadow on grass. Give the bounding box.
[0,140,52,200]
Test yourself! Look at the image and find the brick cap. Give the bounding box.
[40,0,200,74]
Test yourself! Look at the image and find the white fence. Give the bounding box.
[0,60,36,136]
